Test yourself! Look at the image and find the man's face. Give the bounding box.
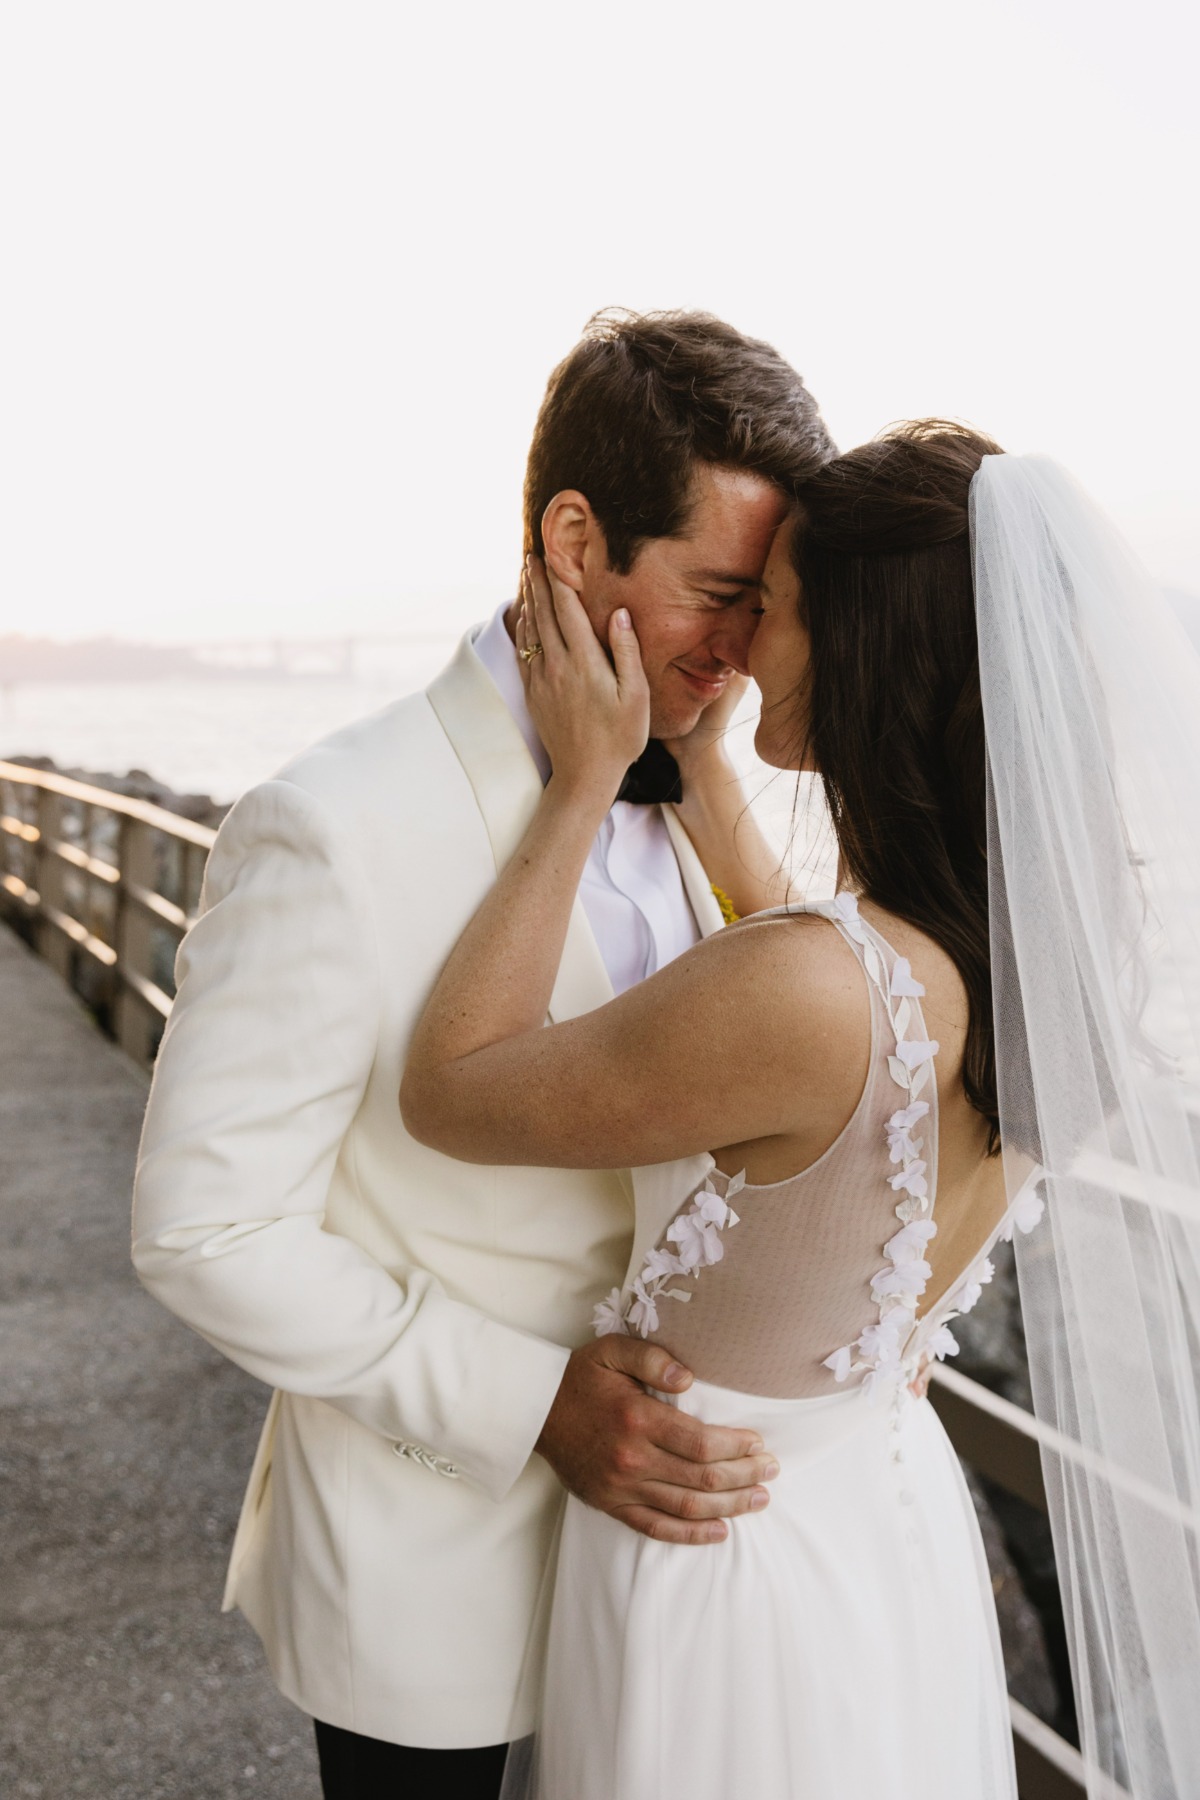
[576,465,789,740]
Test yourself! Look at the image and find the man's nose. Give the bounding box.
[708,605,759,677]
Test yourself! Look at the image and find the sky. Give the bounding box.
[1,0,1197,647]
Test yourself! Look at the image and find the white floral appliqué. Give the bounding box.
[1001,1181,1046,1241]
[592,1287,629,1338]
[820,894,1047,1404]
[595,1172,745,1340]
[822,894,942,1401]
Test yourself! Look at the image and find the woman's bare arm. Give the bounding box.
[401,911,859,1168]
[670,734,790,921]
[400,562,862,1172]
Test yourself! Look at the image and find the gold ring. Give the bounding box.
[519,643,544,662]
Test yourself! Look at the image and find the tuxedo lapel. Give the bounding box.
[427,633,716,1247]
[660,805,725,938]
[621,808,725,1270]
[426,631,615,1026]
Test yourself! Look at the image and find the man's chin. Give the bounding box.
[648,707,705,744]
[647,685,708,743]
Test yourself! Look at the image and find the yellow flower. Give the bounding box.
[711,883,739,926]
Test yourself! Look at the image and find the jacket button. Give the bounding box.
[392,1440,461,1479]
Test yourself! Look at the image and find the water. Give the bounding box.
[0,643,460,803]
[0,634,843,922]
[0,644,834,873]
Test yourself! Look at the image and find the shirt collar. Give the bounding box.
[472,599,552,784]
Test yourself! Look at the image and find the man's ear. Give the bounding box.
[541,491,605,590]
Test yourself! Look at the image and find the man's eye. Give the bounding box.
[750,605,766,617]
[706,591,742,606]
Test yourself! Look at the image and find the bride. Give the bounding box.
[401,422,1200,1799]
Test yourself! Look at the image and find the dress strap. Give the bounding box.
[736,898,842,923]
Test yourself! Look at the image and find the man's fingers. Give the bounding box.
[596,1334,693,1393]
[637,1478,771,1523]
[650,1406,765,1466]
[539,1339,779,1550]
[643,1449,779,1497]
[611,1505,729,1547]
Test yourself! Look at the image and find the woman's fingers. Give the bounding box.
[527,555,567,661]
[908,1352,933,1400]
[543,557,596,657]
[519,553,648,791]
[608,607,650,711]
[514,571,537,692]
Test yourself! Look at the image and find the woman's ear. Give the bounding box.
[541,490,603,590]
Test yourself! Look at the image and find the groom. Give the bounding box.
[132,310,834,1799]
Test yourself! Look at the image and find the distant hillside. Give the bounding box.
[0,636,214,682]
[3,590,1198,682]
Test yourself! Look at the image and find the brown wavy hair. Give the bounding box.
[791,420,1004,1151]
[524,309,835,572]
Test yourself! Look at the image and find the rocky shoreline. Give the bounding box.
[3,754,231,832]
[951,1240,1075,1741]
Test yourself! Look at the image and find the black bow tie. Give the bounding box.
[617,740,683,806]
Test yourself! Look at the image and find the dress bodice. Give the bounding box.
[593,894,1043,1400]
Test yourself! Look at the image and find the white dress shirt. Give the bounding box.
[473,602,700,994]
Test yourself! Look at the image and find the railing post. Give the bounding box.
[26,776,44,913]
[115,817,163,1068]
[35,787,72,980]
[1,761,213,1072]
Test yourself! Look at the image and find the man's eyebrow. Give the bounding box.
[688,568,763,589]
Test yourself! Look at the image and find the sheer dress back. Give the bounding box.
[599,897,1031,1400]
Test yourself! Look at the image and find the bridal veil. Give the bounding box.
[975,454,1200,1798]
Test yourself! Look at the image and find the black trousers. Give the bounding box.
[314,1719,509,1800]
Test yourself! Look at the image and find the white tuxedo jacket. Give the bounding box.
[131,631,719,1748]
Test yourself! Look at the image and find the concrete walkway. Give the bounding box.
[0,925,320,1799]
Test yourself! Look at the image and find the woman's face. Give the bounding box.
[749,517,817,772]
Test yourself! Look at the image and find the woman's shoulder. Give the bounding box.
[703,895,966,1064]
[687,904,873,1178]
[723,900,863,972]
[721,901,868,986]
[691,903,873,1079]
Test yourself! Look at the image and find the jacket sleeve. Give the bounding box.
[131,777,569,1502]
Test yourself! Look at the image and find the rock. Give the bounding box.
[952,1237,1033,1412]
[2,757,230,831]
[962,1464,1059,1723]
[952,1237,1080,1743]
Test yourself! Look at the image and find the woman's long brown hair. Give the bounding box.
[791,419,1004,1152]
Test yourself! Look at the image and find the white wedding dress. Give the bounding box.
[504,895,1037,1800]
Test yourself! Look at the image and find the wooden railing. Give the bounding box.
[0,757,1130,1798]
[0,758,215,1068]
